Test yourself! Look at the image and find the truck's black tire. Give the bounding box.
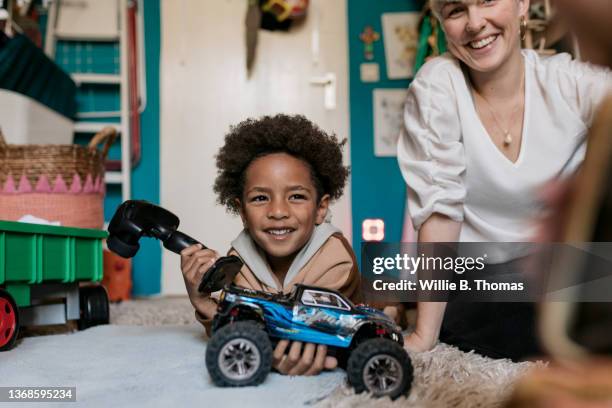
[0,289,19,351]
[206,321,272,387]
[78,285,110,330]
[347,338,413,400]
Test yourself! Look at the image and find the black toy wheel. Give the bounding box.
[0,289,19,351]
[78,285,110,330]
[347,338,413,400]
[205,321,272,387]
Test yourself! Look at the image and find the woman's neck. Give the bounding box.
[467,49,525,102]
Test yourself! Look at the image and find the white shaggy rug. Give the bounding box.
[316,344,539,408]
[1,297,543,407]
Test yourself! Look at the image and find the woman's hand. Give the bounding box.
[403,301,446,353]
[180,244,219,318]
[272,340,337,376]
[403,330,438,353]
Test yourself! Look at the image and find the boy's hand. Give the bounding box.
[272,340,337,376]
[384,305,400,322]
[180,244,219,317]
[383,303,408,328]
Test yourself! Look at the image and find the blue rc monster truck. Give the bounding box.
[206,284,413,399]
[105,201,413,399]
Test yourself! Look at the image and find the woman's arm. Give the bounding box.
[404,213,462,352]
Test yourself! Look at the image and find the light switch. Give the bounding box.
[360,63,380,83]
[362,219,385,241]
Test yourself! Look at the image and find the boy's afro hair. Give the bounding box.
[214,114,349,214]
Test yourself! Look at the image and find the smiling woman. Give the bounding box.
[397,0,612,360]
[434,0,527,76]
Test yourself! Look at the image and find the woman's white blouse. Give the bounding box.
[398,49,611,255]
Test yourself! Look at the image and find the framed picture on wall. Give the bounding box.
[381,12,420,79]
[373,88,406,157]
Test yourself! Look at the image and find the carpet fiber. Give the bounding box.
[1,297,543,407]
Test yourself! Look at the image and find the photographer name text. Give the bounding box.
[372,279,524,292]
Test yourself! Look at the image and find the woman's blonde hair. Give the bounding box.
[430,0,524,20]
[429,0,458,20]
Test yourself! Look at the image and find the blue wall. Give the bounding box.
[347,0,423,252]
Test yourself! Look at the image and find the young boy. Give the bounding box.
[180,114,362,376]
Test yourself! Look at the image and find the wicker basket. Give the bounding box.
[0,127,117,229]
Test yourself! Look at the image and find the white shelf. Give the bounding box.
[56,33,120,42]
[74,122,121,134]
[72,73,121,85]
[105,171,124,184]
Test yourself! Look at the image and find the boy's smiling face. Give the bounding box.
[238,153,330,268]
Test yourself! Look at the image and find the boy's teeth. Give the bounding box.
[268,229,292,235]
[470,35,496,49]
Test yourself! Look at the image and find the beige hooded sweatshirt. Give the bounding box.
[195,222,362,334]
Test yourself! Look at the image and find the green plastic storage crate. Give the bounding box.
[0,220,107,306]
[0,220,109,351]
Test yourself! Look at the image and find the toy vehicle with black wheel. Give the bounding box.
[206,284,413,400]
[0,220,109,351]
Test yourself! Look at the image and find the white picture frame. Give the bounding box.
[373,89,406,157]
[381,12,420,79]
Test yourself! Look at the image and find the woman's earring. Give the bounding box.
[520,16,527,42]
